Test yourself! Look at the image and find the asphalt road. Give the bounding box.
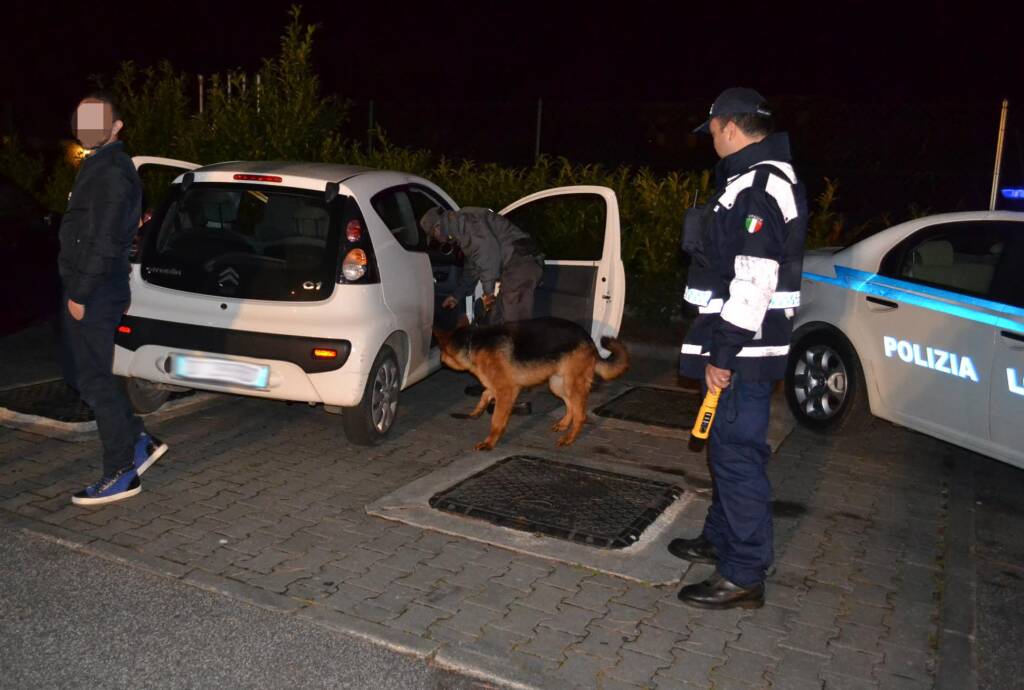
[0,528,488,690]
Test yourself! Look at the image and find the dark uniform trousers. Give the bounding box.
[702,378,774,587]
[64,276,143,477]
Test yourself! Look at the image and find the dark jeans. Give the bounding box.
[700,378,774,587]
[63,279,143,477]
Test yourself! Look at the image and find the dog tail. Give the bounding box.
[595,337,630,381]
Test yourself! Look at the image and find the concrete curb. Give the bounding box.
[0,391,227,440]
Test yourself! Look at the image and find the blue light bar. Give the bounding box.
[1002,188,1024,200]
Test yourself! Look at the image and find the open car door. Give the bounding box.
[498,185,625,346]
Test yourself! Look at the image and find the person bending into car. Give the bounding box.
[671,88,807,609]
[60,93,168,506]
[419,206,544,325]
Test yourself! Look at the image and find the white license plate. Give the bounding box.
[170,354,270,389]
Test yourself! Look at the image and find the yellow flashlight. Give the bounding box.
[691,388,721,440]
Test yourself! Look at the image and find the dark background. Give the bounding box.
[3,0,1023,222]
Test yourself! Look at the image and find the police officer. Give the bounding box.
[419,206,544,325]
[671,88,807,609]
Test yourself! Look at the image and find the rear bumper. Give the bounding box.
[113,316,368,406]
[116,316,351,373]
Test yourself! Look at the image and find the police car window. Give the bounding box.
[503,193,606,261]
[882,222,1008,297]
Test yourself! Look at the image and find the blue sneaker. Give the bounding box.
[72,468,141,506]
[134,432,168,476]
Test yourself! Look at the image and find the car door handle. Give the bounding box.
[866,296,898,309]
[1001,330,1024,344]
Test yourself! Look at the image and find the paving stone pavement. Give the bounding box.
[0,357,984,689]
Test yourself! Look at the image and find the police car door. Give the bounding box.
[861,220,1007,448]
[987,226,1024,469]
[498,186,625,346]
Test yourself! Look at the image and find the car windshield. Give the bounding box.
[141,183,352,302]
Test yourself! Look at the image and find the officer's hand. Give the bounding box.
[705,363,731,395]
[67,299,85,322]
[441,295,458,310]
[481,294,496,310]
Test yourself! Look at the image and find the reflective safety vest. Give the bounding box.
[679,133,808,382]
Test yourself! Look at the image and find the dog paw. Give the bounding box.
[474,441,494,451]
[551,421,569,432]
[555,436,575,448]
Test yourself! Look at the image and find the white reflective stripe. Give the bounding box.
[717,170,757,210]
[680,343,790,357]
[765,173,799,222]
[754,161,797,183]
[683,287,713,307]
[721,256,779,332]
[699,299,724,314]
[769,291,801,308]
[696,292,800,314]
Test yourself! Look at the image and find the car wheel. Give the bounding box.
[123,377,172,414]
[341,346,401,446]
[785,331,872,433]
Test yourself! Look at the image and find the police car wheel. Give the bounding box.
[785,331,871,433]
[123,377,172,414]
[341,346,400,446]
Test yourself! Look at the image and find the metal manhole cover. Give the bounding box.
[0,380,193,423]
[592,386,701,429]
[429,455,682,549]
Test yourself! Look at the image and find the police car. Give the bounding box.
[786,211,1024,470]
[113,158,625,445]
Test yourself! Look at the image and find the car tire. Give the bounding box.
[341,346,401,446]
[785,330,872,434]
[124,377,172,414]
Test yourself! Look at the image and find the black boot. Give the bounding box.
[677,572,764,610]
[667,534,718,565]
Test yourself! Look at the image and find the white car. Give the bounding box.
[114,158,625,445]
[787,211,1024,469]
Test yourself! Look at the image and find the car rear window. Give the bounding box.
[141,183,358,302]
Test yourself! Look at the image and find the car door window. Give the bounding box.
[371,187,450,252]
[503,193,607,260]
[880,221,1009,297]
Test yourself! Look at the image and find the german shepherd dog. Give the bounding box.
[435,317,630,450]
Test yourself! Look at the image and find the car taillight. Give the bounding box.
[313,348,337,359]
[117,325,132,334]
[233,174,283,183]
[346,219,363,242]
[342,249,368,281]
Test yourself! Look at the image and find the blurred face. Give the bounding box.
[72,99,122,149]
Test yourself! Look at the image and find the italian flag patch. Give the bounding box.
[744,214,764,234]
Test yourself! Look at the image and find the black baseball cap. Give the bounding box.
[693,87,771,134]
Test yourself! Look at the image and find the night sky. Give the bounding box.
[5,1,1021,133]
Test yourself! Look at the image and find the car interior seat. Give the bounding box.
[908,238,995,294]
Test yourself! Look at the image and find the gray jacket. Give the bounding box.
[439,207,542,299]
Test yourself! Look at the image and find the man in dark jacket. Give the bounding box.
[420,207,544,324]
[670,88,807,609]
[60,94,167,506]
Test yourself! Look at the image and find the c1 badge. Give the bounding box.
[744,214,764,234]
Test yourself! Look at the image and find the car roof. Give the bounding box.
[198,160,376,182]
